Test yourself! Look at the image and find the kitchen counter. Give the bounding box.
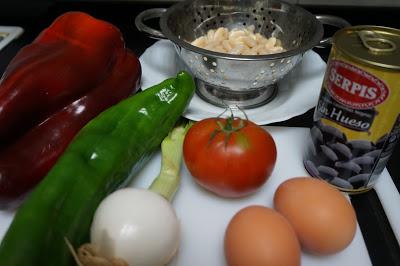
[0,1,399,265]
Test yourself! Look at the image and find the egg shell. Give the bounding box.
[273,177,357,255]
[224,205,301,266]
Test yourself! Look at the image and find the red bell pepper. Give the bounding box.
[0,12,141,206]
[0,12,125,146]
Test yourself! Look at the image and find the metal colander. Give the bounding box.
[136,0,349,108]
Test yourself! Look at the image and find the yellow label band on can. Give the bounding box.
[304,26,400,193]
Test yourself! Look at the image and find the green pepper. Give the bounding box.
[0,71,195,266]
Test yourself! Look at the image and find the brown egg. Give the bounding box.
[274,177,357,255]
[224,205,301,266]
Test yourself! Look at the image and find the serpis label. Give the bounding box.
[326,60,389,109]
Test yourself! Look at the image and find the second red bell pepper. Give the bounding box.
[0,11,125,146]
[0,12,142,206]
[0,48,141,206]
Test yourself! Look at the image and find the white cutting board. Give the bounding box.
[0,126,374,265]
[131,126,372,266]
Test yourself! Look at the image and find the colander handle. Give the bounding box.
[316,15,351,48]
[135,8,167,40]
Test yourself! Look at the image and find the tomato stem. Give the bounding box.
[210,112,247,147]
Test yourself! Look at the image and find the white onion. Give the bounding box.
[90,188,180,266]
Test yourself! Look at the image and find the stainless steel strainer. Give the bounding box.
[136,0,350,108]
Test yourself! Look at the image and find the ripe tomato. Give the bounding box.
[183,117,277,198]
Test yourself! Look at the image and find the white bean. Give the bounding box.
[222,40,233,51]
[240,36,257,48]
[229,30,246,39]
[207,29,215,40]
[191,36,207,48]
[214,27,228,40]
[247,25,255,32]
[265,37,277,49]
[191,26,285,55]
[230,44,247,55]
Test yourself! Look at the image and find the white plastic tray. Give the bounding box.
[0,26,23,51]
[0,126,374,265]
[132,126,373,266]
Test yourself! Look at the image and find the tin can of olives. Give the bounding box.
[304,26,400,193]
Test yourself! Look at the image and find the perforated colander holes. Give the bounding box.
[253,73,260,86]
[254,69,267,84]
[194,10,203,24]
[194,7,208,25]
[242,15,270,30]
[202,56,218,73]
[253,7,275,30]
[278,59,286,73]
[270,62,278,82]
[194,7,274,32]
[278,59,294,73]
[268,62,277,75]
[259,69,266,79]
[193,7,225,28]
[216,12,224,27]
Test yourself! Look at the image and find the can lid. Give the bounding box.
[334,26,400,70]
